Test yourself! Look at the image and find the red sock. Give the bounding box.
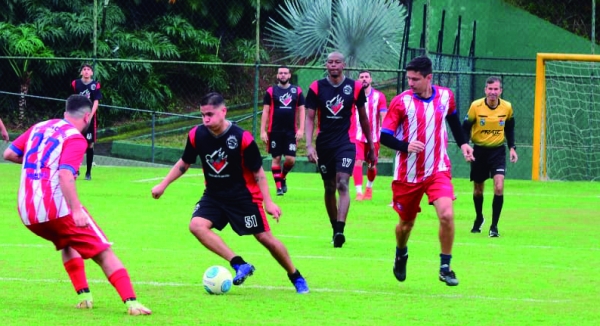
[353,165,363,186]
[272,166,282,188]
[64,258,89,293]
[108,268,136,302]
[367,166,377,182]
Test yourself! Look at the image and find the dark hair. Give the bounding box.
[486,76,502,87]
[66,95,92,115]
[405,56,432,77]
[358,70,371,76]
[80,63,93,72]
[278,65,291,73]
[200,92,225,106]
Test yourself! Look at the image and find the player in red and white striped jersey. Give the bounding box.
[352,70,387,201]
[3,95,150,315]
[380,56,474,286]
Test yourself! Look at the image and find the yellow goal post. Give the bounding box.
[532,53,600,180]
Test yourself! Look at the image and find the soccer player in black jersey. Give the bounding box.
[260,65,306,196]
[71,64,102,181]
[462,76,518,237]
[151,92,309,294]
[305,52,376,248]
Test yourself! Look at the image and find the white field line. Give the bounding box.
[0,277,571,303]
[132,173,204,183]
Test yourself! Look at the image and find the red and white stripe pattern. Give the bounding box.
[383,86,456,183]
[354,89,387,143]
[17,120,85,225]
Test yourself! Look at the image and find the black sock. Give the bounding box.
[440,253,452,272]
[473,195,484,219]
[287,269,301,282]
[492,195,504,228]
[124,297,137,303]
[334,221,345,234]
[396,246,408,258]
[230,256,246,267]
[86,147,94,175]
[77,288,90,294]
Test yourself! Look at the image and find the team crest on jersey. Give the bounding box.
[320,165,327,174]
[326,95,344,115]
[226,135,238,149]
[205,148,228,174]
[479,118,486,126]
[343,84,352,95]
[437,104,446,112]
[91,84,97,91]
[291,87,297,94]
[499,119,505,126]
[279,93,293,107]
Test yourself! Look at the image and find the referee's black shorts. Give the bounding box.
[470,145,506,183]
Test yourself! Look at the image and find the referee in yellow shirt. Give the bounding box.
[462,76,518,237]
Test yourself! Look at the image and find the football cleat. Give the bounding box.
[471,217,485,233]
[333,232,346,248]
[281,179,288,193]
[363,187,373,200]
[393,255,408,282]
[439,270,459,286]
[232,263,255,285]
[489,226,500,238]
[291,276,309,294]
[276,188,284,196]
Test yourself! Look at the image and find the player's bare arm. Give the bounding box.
[296,105,306,140]
[151,158,191,199]
[0,118,8,142]
[58,169,87,227]
[3,147,23,163]
[91,100,99,118]
[304,108,318,163]
[260,104,270,144]
[253,167,282,221]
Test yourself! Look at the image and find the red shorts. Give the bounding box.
[26,208,111,259]
[355,141,380,163]
[391,171,455,221]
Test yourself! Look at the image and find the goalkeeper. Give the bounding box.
[462,76,518,238]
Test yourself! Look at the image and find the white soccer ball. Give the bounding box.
[202,265,233,295]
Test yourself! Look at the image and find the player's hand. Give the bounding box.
[260,131,268,144]
[265,201,282,222]
[461,144,475,162]
[151,184,166,199]
[306,145,318,163]
[510,148,518,163]
[72,208,89,228]
[408,140,425,154]
[295,130,304,141]
[366,146,376,167]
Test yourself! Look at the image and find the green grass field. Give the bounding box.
[0,163,599,325]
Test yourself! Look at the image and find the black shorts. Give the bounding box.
[315,142,356,180]
[191,193,270,235]
[268,131,297,158]
[84,118,96,144]
[470,145,506,183]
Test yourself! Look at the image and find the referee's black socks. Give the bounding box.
[492,195,504,227]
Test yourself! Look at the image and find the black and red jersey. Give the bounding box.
[305,77,366,148]
[71,79,103,102]
[181,123,263,200]
[263,84,305,133]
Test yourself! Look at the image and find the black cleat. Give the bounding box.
[333,232,345,248]
[393,255,408,282]
[471,217,484,233]
[489,226,500,238]
[281,179,288,193]
[85,173,91,181]
[439,270,459,286]
[276,188,284,196]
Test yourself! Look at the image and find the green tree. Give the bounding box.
[266,0,407,72]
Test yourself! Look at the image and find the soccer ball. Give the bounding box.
[202,265,233,295]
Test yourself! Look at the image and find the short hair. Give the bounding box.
[80,63,93,72]
[65,95,92,118]
[358,70,371,76]
[200,92,225,107]
[327,51,345,62]
[278,65,291,73]
[486,76,502,87]
[405,56,432,77]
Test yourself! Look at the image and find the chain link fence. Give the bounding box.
[0,0,597,180]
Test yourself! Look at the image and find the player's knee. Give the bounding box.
[438,209,454,226]
[189,218,210,236]
[399,220,415,232]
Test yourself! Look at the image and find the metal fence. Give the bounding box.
[0,0,597,180]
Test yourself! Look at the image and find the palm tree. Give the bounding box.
[266,0,407,74]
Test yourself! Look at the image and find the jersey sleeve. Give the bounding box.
[92,82,103,101]
[378,91,388,113]
[263,88,272,106]
[8,125,35,156]
[59,136,88,176]
[181,126,199,164]
[71,80,77,93]
[241,131,263,172]
[446,90,457,116]
[305,81,319,110]
[381,95,404,134]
